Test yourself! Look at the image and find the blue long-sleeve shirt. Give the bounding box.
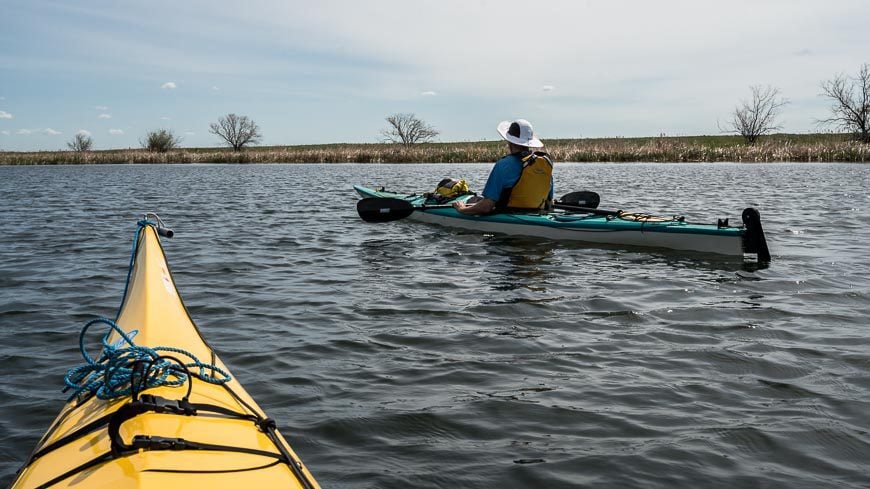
[481,153,554,202]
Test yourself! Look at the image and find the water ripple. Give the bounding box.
[1,163,868,488]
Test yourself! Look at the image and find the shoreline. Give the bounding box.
[1,134,868,165]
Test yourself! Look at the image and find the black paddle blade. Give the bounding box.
[559,191,601,208]
[357,197,415,223]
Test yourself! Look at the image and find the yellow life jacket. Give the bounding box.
[505,151,553,209]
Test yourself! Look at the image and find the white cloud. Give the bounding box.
[0,111,12,119]
[542,85,555,92]
[161,81,177,89]
[1,130,10,136]
[184,131,195,136]
[160,117,171,121]
[42,128,62,135]
[212,86,220,91]
[17,129,32,135]
[96,105,109,111]
[109,129,124,135]
[76,129,92,137]
[421,90,437,96]
[98,113,112,119]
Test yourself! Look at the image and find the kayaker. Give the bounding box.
[453,118,554,215]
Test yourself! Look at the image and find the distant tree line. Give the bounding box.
[63,62,869,152]
[65,113,264,153]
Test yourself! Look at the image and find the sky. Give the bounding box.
[1,0,869,151]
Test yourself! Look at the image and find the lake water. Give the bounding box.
[0,162,868,488]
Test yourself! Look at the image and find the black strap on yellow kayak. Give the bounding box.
[20,392,302,487]
[124,434,289,458]
[24,358,316,489]
[143,460,283,474]
[26,412,115,464]
[20,393,257,468]
[27,393,308,489]
[21,360,317,489]
[218,382,318,489]
[32,452,115,489]
[32,439,289,489]
[106,394,267,455]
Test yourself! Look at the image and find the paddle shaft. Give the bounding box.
[553,203,620,216]
[415,204,453,210]
[359,197,620,222]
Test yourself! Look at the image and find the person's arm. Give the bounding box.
[454,155,514,215]
[458,157,508,215]
[453,197,495,215]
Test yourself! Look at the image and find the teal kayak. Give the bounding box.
[354,185,771,261]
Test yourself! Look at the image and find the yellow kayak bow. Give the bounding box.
[11,216,320,489]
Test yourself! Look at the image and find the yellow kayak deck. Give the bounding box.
[12,220,320,488]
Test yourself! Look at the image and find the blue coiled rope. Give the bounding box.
[63,219,231,401]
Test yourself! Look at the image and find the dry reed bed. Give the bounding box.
[1,139,868,165]
[549,140,870,162]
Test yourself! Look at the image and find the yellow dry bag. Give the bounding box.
[434,178,470,199]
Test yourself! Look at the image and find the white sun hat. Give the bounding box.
[497,119,543,148]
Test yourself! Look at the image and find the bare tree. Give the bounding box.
[721,85,788,144]
[819,63,870,143]
[381,113,439,146]
[67,132,93,152]
[209,113,262,151]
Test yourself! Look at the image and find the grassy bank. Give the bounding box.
[1,134,868,165]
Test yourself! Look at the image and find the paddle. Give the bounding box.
[558,191,600,208]
[358,196,619,222]
[553,203,621,217]
[357,197,452,223]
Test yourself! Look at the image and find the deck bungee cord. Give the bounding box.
[612,212,684,223]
